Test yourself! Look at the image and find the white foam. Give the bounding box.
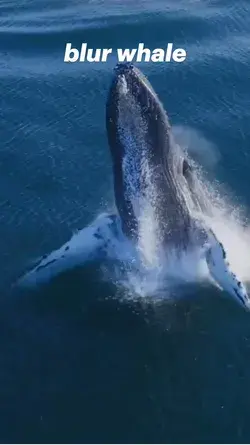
[172,125,221,169]
[111,130,250,304]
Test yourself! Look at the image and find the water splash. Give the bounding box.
[172,125,221,169]
[108,128,250,303]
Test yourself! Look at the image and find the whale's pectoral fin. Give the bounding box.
[202,228,249,308]
[16,213,122,289]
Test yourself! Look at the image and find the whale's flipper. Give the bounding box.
[203,229,249,308]
[17,213,124,288]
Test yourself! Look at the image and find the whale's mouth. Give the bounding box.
[114,63,160,103]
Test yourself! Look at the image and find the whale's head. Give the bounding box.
[106,63,172,167]
[106,63,193,247]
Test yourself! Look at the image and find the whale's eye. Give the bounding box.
[182,159,191,178]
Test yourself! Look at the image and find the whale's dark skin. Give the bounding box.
[106,63,197,249]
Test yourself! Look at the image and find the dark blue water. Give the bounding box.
[1,0,250,442]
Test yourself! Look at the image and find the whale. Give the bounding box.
[106,62,211,250]
[17,63,249,309]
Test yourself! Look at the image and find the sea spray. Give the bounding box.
[107,129,250,302]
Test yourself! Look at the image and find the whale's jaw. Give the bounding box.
[106,63,192,249]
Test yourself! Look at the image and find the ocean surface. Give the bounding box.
[1,0,250,443]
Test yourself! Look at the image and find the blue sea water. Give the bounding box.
[1,0,250,442]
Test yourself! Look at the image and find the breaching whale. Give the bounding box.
[17,63,249,308]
